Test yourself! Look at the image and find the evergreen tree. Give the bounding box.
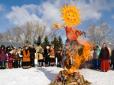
[51,36,59,51]
[25,40,30,45]
[58,36,63,49]
[37,36,41,45]
[43,36,50,47]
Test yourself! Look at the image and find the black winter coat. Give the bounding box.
[111,50,114,63]
[99,47,110,60]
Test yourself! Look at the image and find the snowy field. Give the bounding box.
[0,67,114,85]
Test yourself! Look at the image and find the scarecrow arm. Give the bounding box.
[53,23,64,29]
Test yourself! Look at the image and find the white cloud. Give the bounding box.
[38,0,114,22]
[6,0,114,29]
[7,5,43,26]
[38,2,63,25]
[77,3,101,21]
[6,3,62,33]
[76,0,114,21]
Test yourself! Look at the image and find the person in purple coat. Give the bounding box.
[8,53,13,69]
[0,45,6,69]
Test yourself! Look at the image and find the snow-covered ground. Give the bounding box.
[0,67,114,85]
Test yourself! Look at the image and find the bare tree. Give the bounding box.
[2,30,13,41]
[0,20,47,46]
[22,22,46,44]
[10,27,22,42]
[5,21,47,44]
[87,22,112,46]
[0,33,3,41]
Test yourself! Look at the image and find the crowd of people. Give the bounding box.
[0,44,63,69]
[92,43,113,72]
[0,43,114,72]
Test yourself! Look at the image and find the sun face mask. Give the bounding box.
[61,5,80,27]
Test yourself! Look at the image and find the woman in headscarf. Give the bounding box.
[99,43,110,72]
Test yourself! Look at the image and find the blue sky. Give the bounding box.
[0,0,43,7]
[0,0,114,33]
[0,0,44,32]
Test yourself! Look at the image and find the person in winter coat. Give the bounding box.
[111,49,114,70]
[6,53,13,69]
[29,45,36,67]
[92,45,101,70]
[35,45,44,67]
[99,43,110,72]
[0,45,6,69]
[55,49,62,67]
[17,47,23,67]
[43,46,50,66]
[22,46,31,69]
[49,46,55,66]
[5,46,12,69]
[11,48,19,68]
